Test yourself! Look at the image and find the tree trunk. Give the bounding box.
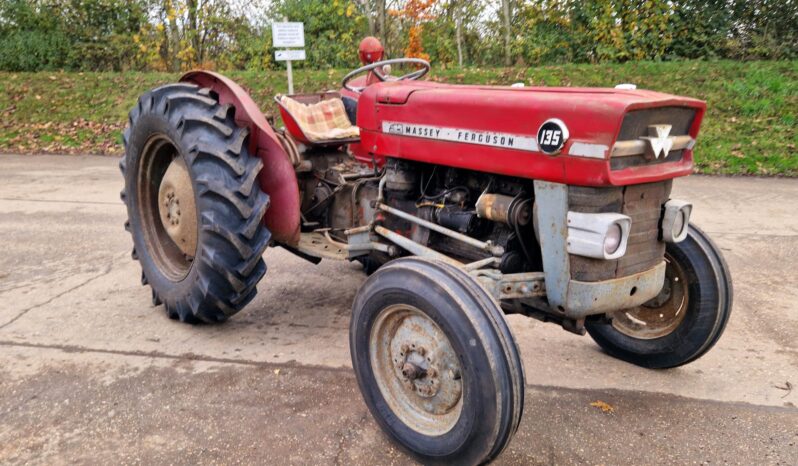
[377,0,386,51]
[501,0,512,66]
[455,3,463,67]
[361,0,375,35]
[187,0,199,64]
[168,4,180,72]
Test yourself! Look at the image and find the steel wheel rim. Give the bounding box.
[369,304,463,436]
[136,135,197,282]
[611,254,689,340]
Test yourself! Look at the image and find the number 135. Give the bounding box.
[542,130,561,146]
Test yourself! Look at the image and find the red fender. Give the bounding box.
[180,71,301,245]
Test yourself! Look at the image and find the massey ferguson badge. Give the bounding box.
[120,36,732,465]
[383,120,539,151]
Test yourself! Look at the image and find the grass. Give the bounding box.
[0,60,795,175]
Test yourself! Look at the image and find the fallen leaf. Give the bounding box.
[590,400,615,413]
[274,369,280,376]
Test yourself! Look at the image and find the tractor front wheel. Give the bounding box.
[586,225,733,368]
[120,83,271,323]
[350,258,525,465]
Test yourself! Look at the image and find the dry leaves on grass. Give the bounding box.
[0,118,124,156]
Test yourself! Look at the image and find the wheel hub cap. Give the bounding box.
[157,157,197,257]
[370,305,463,435]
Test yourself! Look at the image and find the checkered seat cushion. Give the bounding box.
[279,95,360,142]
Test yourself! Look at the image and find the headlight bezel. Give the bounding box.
[661,199,692,243]
[566,211,632,260]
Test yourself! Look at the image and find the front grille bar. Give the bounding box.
[611,135,694,157]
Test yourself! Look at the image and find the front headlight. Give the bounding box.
[661,199,692,243]
[566,212,632,260]
[603,223,623,255]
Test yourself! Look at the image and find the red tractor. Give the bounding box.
[120,37,732,464]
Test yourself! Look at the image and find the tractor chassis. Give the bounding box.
[289,174,664,336]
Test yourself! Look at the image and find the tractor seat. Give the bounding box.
[276,92,360,146]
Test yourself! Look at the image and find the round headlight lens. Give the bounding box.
[604,223,623,255]
[672,210,686,239]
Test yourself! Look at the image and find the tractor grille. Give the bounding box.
[610,150,684,171]
[611,107,696,171]
[568,180,672,282]
[617,107,696,140]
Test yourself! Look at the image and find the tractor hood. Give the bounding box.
[356,81,706,186]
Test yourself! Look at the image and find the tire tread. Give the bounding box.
[121,83,270,324]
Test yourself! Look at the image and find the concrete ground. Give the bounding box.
[0,153,796,465]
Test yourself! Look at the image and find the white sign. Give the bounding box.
[382,121,539,152]
[272,22,305,48]
[275,49,306,61]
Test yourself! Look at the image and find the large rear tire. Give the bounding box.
[350,258,524,465]
[120,83,271,323]
[586,225,733,368]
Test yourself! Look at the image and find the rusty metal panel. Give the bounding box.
[564,261,666,318]
[475,271,546,301]
[295,231,349,260]
[533,181,570,308]
[617,181,671,276]
[568,181,671,281]
[532,181,670,316]
[567,186,623,281]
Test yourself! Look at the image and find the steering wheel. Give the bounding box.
[342,58,431,93]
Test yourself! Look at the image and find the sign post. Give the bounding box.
[272,21,305,95]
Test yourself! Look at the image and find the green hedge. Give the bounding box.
[1,61,795,176]
[1,0,796,72]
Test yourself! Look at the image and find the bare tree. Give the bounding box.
[501,0,512,66]
[377,0,386,45]
[356,0,376,36]
[454,1,463,66]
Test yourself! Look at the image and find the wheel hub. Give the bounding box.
[157,157,197,257]
[610,255,688,339]
[397,344,442,399]
[401,359,426,381]
[370,305,463,435]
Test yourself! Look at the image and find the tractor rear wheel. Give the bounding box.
[350,258,525,465]
[120,83,271,323]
